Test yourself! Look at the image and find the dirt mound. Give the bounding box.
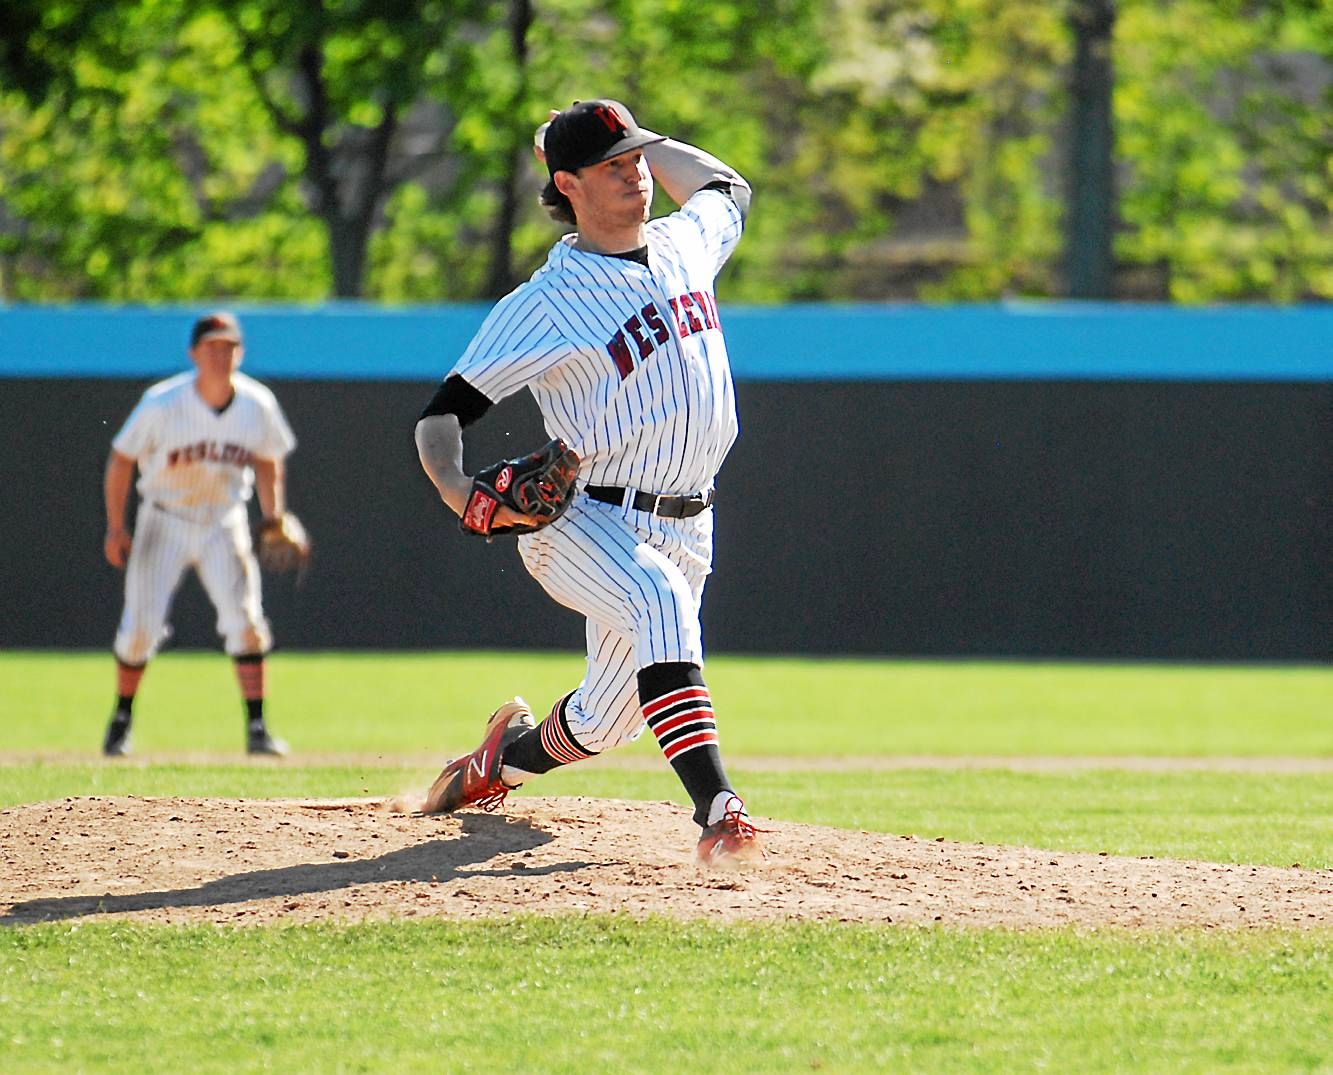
[2,796,1329,929]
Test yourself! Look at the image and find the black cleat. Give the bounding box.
[247,730,289,756]
[103,716,132,757]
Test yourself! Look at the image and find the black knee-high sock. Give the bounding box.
[639,662,732,827]
[234,654,265,731]
[112,659,146,722]
[502,693,598,775]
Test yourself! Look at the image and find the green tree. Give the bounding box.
[1115,0,1331,301]
[0,0,88,101]
[0,0,1327,303]
[751,0,1329,302]
[208,0,504,298]
[0,3,318,300]
[760,0,1067,300]
[2,3,320,299]
[0,0,522,301]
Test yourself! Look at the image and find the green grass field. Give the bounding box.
[10,650,1331,757]
[3,650,1331,1073]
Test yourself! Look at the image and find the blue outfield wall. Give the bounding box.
[2,302,1329,659]
[1,301,1331,381]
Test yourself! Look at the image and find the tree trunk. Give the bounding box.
[329,218,367,298]
[483,0,533,299]
[292,44,398,299]
[1065,0,1117,299]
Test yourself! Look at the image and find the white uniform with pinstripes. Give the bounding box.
[451,187,744,753]
[111,371,296,664]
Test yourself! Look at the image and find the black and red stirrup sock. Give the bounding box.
[639,662,732,827]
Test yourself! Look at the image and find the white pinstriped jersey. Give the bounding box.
[112,371,296,526]
[451,187,745,496]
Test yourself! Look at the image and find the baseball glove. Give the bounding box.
[256,512,312,574]
[460,438,579,538]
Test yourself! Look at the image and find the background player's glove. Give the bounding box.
[256,512,312,574]
[461,438,580,538]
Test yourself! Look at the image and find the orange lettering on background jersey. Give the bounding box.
[166,441,253,468]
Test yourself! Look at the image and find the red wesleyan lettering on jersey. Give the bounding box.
[604,292,719,380]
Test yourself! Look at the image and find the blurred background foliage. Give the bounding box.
[0,0,1328,304]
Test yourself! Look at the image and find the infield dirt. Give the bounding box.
[3,795,1329,929]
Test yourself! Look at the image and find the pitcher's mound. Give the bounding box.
[2,795,1328,928]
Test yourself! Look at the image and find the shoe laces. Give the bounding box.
[715,795,765,840]
[471,785,510,813]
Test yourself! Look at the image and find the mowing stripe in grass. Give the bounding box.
[7,651,1330,757]
[2,919,1328,1074]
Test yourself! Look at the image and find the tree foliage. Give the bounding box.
[0,0,1327,303]
[1115,0,1331,301]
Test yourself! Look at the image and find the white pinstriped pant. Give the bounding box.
[517,494,713,753]
[114,502,271,664]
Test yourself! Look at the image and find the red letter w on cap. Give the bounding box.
[592,104,626,134]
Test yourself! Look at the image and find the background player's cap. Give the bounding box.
[190,311,242,347]
[543,99,666,175]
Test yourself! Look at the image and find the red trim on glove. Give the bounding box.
[462,489,499,534]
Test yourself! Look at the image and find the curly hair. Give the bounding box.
[539,178,577,226]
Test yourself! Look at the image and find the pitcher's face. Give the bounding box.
[565,149,653,228]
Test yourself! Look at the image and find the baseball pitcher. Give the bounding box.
[415,99,763,866]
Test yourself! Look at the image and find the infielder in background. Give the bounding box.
[415,99,763,866]
[101,312,300,757]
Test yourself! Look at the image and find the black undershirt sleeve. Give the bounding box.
[418,374,494,428]
[700,178,748,220]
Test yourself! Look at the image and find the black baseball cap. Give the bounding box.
[190,311,242,347]
[543,99,666,175]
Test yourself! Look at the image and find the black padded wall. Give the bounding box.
[3,378,1328,660]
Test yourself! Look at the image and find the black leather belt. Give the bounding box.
[584,484,715,519]
[149,501,187,520]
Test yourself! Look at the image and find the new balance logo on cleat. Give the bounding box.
[467,751,489,782]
